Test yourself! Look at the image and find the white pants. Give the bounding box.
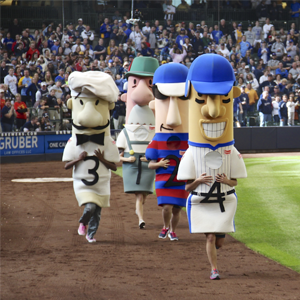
[288,112,295,126]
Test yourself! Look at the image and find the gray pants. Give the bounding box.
[79,203,102,239]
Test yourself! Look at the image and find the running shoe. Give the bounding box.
[86,234,96,243]
[210,269,220,280]
[168,231,178,241]
[78,223,86,236]
[158,227,169,239]
[139,220,145,229]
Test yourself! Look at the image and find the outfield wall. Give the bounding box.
[1,127,299,164]
[234,127,300,152]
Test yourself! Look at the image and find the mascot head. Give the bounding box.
[185,54,240,147]
[67,71,119,136]
[122,57,159,122]
[150,63,189,133]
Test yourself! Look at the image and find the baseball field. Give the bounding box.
[1,153,300,299]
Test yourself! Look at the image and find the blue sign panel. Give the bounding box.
[0,133,44,156]
[44,134,71,153]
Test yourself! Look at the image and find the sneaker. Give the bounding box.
[86,234,96,243]
[158,228,169,239]
[210,269,220,280]
[78,223,86,236]
[139,220,145,229]
[168,231,178,241]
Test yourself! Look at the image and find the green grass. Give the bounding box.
[233,156,300,273]
[114,156,300,272]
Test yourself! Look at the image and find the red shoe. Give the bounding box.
[158,228,169,239]
[168,231,178,241]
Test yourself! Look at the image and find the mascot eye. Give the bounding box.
[133,79,137,85]
[95,100,99,105]
[179,95,188,100]
[152,85,168,100]
[195,99,205,104]
[222,98,230,103]
[197,93,203,97]
[80,100,84,105]
[149,79,152,85]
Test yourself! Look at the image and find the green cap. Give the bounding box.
[125,57,159,79]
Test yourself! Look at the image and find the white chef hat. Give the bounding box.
[69,71,119,103]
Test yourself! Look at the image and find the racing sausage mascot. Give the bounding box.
[145,63,189,241]
[116,57,159,229]
[177,54,247,279]
[63,71,120,243]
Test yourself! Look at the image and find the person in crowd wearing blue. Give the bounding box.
[212,24,223,44]
[175,28,188,50]
[240,35,251,57]
[1,99,15,132]
[257,90,273,126]
[278,94,288,126]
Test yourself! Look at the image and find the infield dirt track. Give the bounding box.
[1,160,300,300]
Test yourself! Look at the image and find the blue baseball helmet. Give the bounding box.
[153,63,189,97]
[185,54,235,96]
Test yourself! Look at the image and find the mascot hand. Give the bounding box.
[140,156,148,162]
[94,149,105,162]
[127,156,136,163]
[198,173,213,186]
[79,151,88,161]
[159,158,170,169]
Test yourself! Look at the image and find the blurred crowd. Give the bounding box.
[1,1,300,132]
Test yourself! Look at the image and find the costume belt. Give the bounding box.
[191,181,235,213]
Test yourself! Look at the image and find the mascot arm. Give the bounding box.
[64,151,87,170]
[94,149,117,171]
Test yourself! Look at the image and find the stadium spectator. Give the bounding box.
[100,18,112,47]
[14,93,27,130]
[26,76,39,106]
[271,36,285,59]
[290,0,300,20]
[257,90,273,126]
[4,67,17,97]
[18,68,32,105]
[129,25,145,51]
[1,98,15,132]
[163,0,176,21]
[278,94,288,126]
[263,18,273,39]
[76,18,86,35]
[287,95,299,125]
[23,116,39,132]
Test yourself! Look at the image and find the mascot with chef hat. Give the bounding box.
[177,54,247,279]
[63,71,120,243]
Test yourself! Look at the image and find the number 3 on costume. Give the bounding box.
[81,156,99,186]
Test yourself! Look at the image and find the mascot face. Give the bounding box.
[68,97,114,136]
[150,95,189,133]
[188,85,240,146]
[150,62,189,133]
[123,76,154,123]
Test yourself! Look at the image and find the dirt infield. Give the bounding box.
[1,160,300,300]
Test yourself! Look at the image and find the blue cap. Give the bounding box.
[109,59,113,63]
[289,39,294,43]
[153,63,189,96]
[185,54,235,96]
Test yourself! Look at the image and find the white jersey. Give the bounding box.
[62,135,120,208]
[4,74,17,96]
[116,124,155,153]
[178,143,247,233]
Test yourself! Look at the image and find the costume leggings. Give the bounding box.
[79,203,102,239]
